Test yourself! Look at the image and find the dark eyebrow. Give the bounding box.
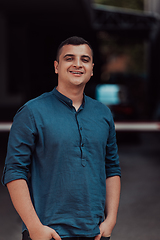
[63,54,74,59]
[63,54,91,61]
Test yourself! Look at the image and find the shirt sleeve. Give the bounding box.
[1,104,37,186]
[105,111,121,178]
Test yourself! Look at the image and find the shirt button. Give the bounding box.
[80,127,82,131]
[81,143,84,147]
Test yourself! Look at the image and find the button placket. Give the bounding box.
[75,114,86,167]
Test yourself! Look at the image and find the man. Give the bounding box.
[2,36,121,240]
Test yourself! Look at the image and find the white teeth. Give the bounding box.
[71,71,82,74]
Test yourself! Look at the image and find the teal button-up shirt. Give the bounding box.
[2,88,121,237]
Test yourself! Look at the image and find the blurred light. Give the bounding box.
[96,84,121,105]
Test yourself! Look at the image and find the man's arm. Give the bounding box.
[95,175,121,240]
[7,179,61,240]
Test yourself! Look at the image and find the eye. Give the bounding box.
[66,57,73,61]
[82,58,89,63]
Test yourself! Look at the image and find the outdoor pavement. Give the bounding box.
[0,132,160,240]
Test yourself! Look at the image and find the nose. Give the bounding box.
[73,57,82,68]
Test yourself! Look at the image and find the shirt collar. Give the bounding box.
[52,87,85,110]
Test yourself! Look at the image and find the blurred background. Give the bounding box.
[0,0,160,239]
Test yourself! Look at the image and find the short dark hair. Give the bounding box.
[56,36,93,62]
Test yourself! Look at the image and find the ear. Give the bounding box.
[54,60,59,74]
[91,63,94,76]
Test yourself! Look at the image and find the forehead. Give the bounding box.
[59,44,93,59]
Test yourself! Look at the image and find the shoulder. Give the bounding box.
[26,91,54,108]
[14,91,54,119]
[85,95,112,116]
[22,90,53,109]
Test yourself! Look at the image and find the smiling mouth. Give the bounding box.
[70,71,83,75]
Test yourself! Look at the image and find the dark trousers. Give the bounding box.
[22,230,111,240]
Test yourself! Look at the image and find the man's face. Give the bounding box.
[54,44,94,88]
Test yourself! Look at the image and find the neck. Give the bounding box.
[56,84,85,111]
